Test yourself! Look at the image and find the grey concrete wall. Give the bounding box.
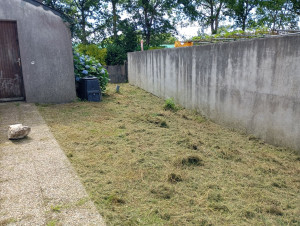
[128,35,300,152]
[105,64,128,83]
[0,0,76,103]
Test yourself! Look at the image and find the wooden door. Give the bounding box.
[0,21,24,101]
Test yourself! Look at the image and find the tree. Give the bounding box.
[291,0,300,15]
[43,0,106,44]
[257,0,299,30]
[181,0,227,34]
[102,0,123,41]
[124,0,178,46]
[72,0,102,44]
[43,0,70,11]
[226,0,258,31]
[118,20,139,52]
[112,0,119,40]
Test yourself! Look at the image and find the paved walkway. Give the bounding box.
[0,102,105,225]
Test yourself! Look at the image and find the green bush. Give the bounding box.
[105,44,127,66]
[164,98,177,111]
[73,50,109,92]
[75,44,107,66]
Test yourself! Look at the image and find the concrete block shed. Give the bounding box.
[0,0,76,103]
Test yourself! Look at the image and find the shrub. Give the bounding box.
[73,50,109,92]
[75,44,107,66]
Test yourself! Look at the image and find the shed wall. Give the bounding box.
[0,0,76,103]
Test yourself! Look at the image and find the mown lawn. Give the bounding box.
[38,84,300,226]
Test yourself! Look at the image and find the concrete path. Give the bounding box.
[0,102,105,225]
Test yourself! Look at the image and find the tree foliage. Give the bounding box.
[257,0,299,30]
[124,0,179,46]
[226,0,258,31]
[43,0,108,43]
[44,0,299,48]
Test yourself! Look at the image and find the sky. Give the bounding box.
[175,22,204,40]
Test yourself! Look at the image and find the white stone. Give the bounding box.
[8,124,31,140]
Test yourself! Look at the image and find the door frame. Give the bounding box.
[0,20,26,102]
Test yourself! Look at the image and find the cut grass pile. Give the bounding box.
[38,84,300,225]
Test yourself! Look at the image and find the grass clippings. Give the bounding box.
[38,84,300,226]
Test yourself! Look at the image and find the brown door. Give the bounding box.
[0,21,24,101]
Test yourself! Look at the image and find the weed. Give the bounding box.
[249,135,260,141]
[177,155,204,167]
[153,113,164,117]
[244,210,255,219]
[176,138,190,145]
[207,184,221,190]
[160,120,168,128]
[146,116,168,128]
[51,205,62,213]
[164,98,177,111]
[46,220,57,226]
[119,124,126,129]
[167,173,183,183]
[160,213,171,220]
[105,194,125,205]
[75,197,89,206]
[0,218,17,225]
[151,185,174,199]
[208,192,223,202]
[194,115,206,123]
[35,103,49,107]
[200,219,212,226]
[209,203,229,212]
[182,114,189,120]
[67,153,73,158]
[189,143,198,150]
[266,206,283,216]
[271,180,287,188]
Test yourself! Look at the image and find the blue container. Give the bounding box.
[78,76,101,102]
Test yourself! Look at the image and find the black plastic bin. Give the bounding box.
[78,76,101,102]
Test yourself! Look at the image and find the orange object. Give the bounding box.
[175,41,193,48]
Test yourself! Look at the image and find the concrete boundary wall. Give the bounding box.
[105,63,128,83]
[128,35,300,152]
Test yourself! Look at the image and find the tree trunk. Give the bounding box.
[242,17,246,31]
[146,30,151,46]
[210,2,215,34]
[112,0,117,40]
[215,17,219,34]
[144,8,151,46]
[242,0,249,31]
[81,12,88,44]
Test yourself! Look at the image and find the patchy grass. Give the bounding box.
[38,84,300,225]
